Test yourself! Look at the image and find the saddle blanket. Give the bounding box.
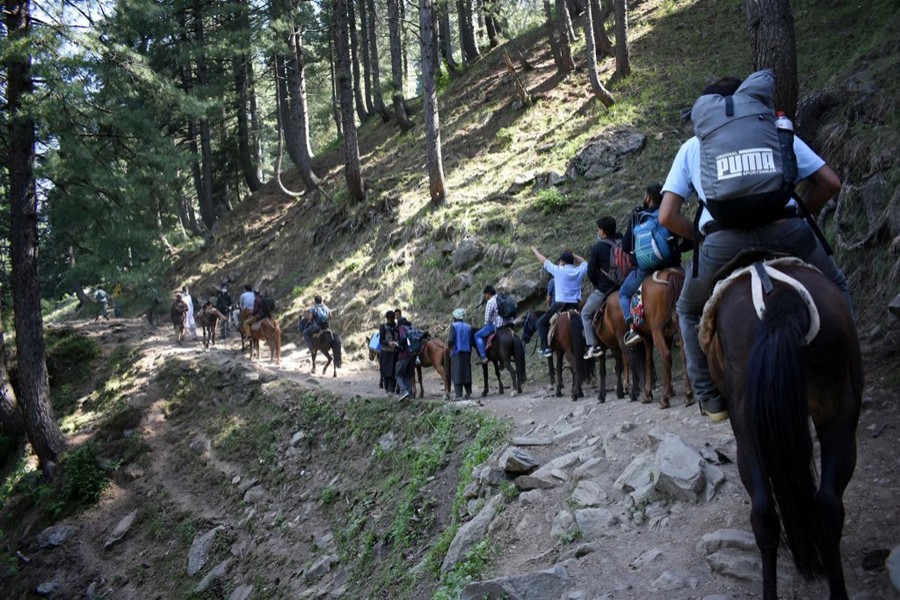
[547,309,578,349]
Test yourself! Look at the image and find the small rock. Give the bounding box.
[553,427,583,445]
[631,548,664,569]
[574,508,618,540]
[442,496,502,572]
[35,581,58,597]
[305,554,339,583]
[461,565,570,600]
[511,436,553,446]
[513,475,556,491]
[291,431,307,446]
[229,584,254,600]
[188,526,223,576]
[518,490,543,506]
[36,524,77,549]
[377,432,397,451]
[189,438,209,454]
[652,570,684,591]
[195,559,232,593]
[243,485,266,503]
[697,529,758,555]
[500,447,540,474]
[232,475,241,485]
[104,510,138,549]
[551,510,576,540]
[888,544,900,592]
[123,464,145,480]
[571,480,607,507]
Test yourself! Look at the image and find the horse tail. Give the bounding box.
[274,320,282,362]
[745,289,824,579]
[513,334,527,383]
[333,334,342,369]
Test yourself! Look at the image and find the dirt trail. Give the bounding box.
[119,317,898,600]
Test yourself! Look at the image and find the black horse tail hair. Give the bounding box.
[745,289,825,580]
[513,334,527,383]
[333,334,342,369]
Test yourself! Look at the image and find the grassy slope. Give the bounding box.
[173,0,900,355]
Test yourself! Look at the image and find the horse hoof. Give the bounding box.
[510,391,518,398]
[658,399,670,409]
[641,397,652,404]
[684,397,696,407]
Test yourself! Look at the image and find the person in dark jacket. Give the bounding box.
[581,216,620,358]
[379,311,400,394]
[447,308,474,399]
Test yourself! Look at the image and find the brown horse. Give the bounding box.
[248,318,282,364]
[411,337,451,400]
[196,305,227,348]
[701,259,862,600]
[590,291,632,402]
[299,316,342,377]
[627,269,694,408]
[170,298,188,344]
[479,327,527,397]
[547,311,585,400]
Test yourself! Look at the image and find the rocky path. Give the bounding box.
[134,319,899,600]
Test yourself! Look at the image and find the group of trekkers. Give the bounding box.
[368,69,852,425]
[372,308,421,402]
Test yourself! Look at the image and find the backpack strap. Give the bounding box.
[691,204,704,278]
[794,195,834,256]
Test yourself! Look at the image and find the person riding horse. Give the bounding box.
[473,286,512,365]
[531,248,587,358]
[619,183,692,347]
[658,71,851,422]
[581,215,620,359]
[303,295,332,355]
[238,284,256,337]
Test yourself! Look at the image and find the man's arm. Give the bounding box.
[573,253,586,265]
[659,192,696,241]
[799,164,841,214]
[531,247,547,264]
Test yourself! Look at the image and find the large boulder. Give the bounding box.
[452,238,485,271]
[460,564,571,600]
[441,495,502,572]
[496,269,544,305]
[568,127,647,180]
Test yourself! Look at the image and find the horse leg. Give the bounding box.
[493,361,505,395]
[678,329,695,405]
[597,350,607,403]
[565,350,582,400]
[310,349,316,373]
[547,357,555,386]
[651,328,672,409]
[641,342,654,404]
[816,421,857,600]
[614,350,625,399]
[554,351,563,397]
[322,351,332,375]
[481,363,490,397]
[503,354,517,397]
[417,364,424,399]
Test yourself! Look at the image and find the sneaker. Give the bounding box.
[398,391,411,402]
[590,346,605,358]
[480,356,489,365]
[623,330,642,347]
[699,394,729,423]
[540,348,553,358]
[583,346,596,360]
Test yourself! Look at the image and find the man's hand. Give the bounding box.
[531,247,547,263]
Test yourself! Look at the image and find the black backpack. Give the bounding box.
[496,294,518,319]
[405,327,427,354]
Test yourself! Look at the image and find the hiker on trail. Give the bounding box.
[303,296,331,354]
[620,184,691,347]
[532,247,588,358]
[181,286,198,340]
[395,317,415,401]
[474,285,512,365]
[93,287,110,321]
[448,308,474,399]
[659,70,850,423]
[581,216,621,359]
[216,285,233,338]
[378,310,400,394]
[394,308,411,328]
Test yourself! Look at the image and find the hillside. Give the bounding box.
[3,0,900,599]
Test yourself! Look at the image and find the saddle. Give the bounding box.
[548,309,579,349]
[250,318,273,332]
[484,325,511,352]
[699,256,821,353]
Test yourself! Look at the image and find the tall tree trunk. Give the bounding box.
[590,0,613,57]
[543,0,564,71]
[347,0,369,122]
[583,0,615,107]
[457,0,480,63]
[334,0,365,201]
[0,311,24,438]
[613,0,630,78]
[366,0,391,121]
[569,0,583,16]
[248,63,262,184]
[387,0,413,130]
[560,0,577,42]
[555,0,576,72]
[5,0,65,472]
[329,38,343,137]
[275,55,302,165]
[287,26,321,189]
[234,0,261,192]
[419,0,446,204]
[357,0,375,116]
[483,0,499,48]
[743,0,798,117]
[193,0,216,230]
[439,4,462,75]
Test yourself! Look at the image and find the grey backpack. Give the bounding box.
[692,69,796,229]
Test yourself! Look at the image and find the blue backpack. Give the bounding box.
[633,211,674,271]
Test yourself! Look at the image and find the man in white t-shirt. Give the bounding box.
[659,75,851,423]
[531,247,588,358]
[181,286,198,340]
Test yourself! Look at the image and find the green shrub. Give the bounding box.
[535,188,569,214]
[62,444,110,506]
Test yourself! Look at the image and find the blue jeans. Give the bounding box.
[474,324,496,358]
[536,302,576,351]
[303,323,320,350]
[619,268,648,326]
[677,218,852,401]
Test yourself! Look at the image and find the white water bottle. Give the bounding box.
[775,111,797,183]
